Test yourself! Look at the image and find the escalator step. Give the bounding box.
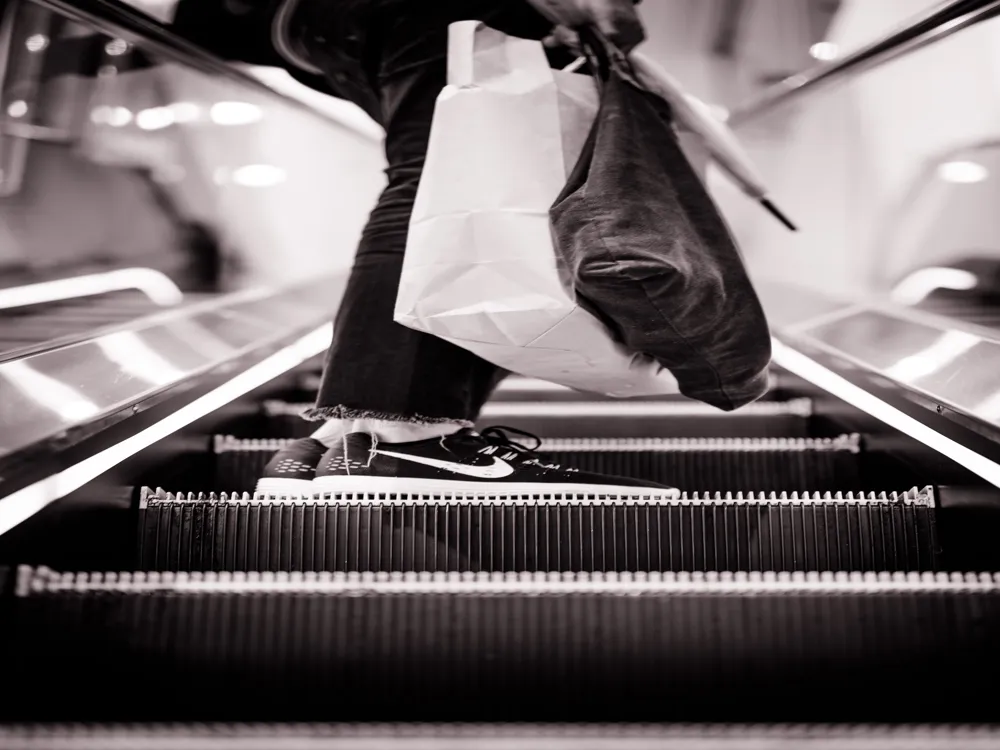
[3,567,998,723]
[258,398,814,439]
[136,486,939,573]
[213,433,863,493]
[3,723,1000,749]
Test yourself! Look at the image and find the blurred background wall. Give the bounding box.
[2,0,997,303]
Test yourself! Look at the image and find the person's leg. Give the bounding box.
[255,0,552,493]
[301,0,552,432]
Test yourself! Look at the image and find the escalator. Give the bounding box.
[3,0,1000,746]
[3,360,999,734]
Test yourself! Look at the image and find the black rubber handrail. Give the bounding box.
[729,0,1000,126]
[30,0,379,139]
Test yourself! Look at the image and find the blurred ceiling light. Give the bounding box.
[937,160,989,184]
[105,38,129,56]
[890,266,977,305]
[136,106,175,130]
[6,100,28,118]
[168,102,201,123]
[106,106,133,127]
[809,42,839,61]
[230,164,287,187]
[25,34,49,52]
[210,101,263,126]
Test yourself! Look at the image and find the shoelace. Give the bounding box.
[477,426,574,472]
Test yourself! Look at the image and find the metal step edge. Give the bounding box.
[15,566,999,596]
[139,485,934,508]
[214,433,861,454]
[261,399,815,419]
[2,722,999,749]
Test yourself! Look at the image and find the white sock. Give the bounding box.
[310,419,351,447]
[350,420,464,444]
[311,419,464,447]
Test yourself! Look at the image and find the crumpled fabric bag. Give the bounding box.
[550,35,772,410]
[394,20,679,398]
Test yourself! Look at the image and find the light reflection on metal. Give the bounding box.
[0,323,333,537]
[0,279,339,459]
[1,360,100,421]
[0,268,183,309]
[94,331,186,386]
[772,339,1000,489]
[883,330,980,383]
[890,267,978,305]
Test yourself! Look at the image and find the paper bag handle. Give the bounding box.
[448,20,555,87]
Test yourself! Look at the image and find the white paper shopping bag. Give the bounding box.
[394,20,679,398]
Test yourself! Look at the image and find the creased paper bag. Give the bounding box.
[394,20,679,397]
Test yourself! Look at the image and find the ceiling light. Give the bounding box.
[25,34,48,52]
[809,42,839,61]
[937,160,988,184]
[168,102,201,123]
[210,101,263,126]
[135,106,175,131]
[230,164,287,188]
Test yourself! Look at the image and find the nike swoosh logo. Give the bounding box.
[374,450,515,479]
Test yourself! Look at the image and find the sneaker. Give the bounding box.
[255,437,327,494]
[312,426,680,497]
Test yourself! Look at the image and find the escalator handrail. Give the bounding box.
[32,0,379,141]
[728,0,1000,127]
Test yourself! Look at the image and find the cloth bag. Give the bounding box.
[394,20,679,398]
[550,34,772,410]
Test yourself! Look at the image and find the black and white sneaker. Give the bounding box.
[312,426,680,497]
[255,437,327,494]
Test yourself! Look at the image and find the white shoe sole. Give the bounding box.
[311,475,680,499]
[255,477,317,495]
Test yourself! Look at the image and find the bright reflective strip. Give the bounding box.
[0,323,333,537]
[883,330,980,383]
[0,268,183,309]
[771,338,1000,488]
[890,267,977,305]
[1,361,101,421]
[95,331,187,387]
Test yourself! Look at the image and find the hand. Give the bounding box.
[528,0,646,53]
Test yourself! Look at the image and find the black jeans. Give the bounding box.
[297,0,557,426]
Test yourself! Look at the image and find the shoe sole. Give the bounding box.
[255,477,316,495]
[311,475,680,498]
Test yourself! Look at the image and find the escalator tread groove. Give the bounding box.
[136,488,940,573]
[3,568,999,722]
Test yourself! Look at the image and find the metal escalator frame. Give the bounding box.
[0,274,346,537]
[718,0,1000,478]
[728,0,1000,125]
